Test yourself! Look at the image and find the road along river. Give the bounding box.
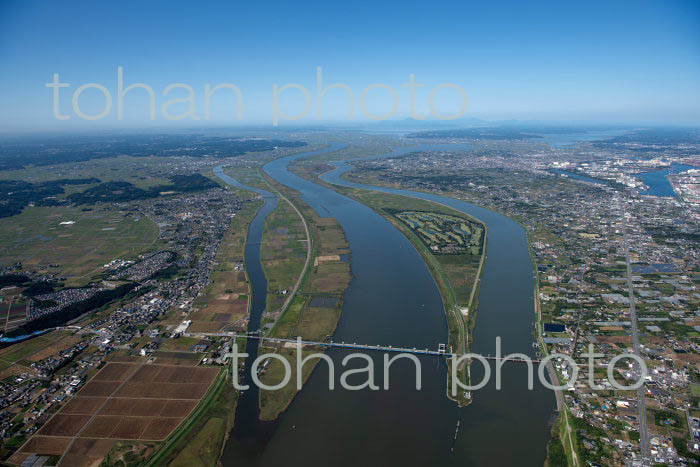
[220,144,556,466]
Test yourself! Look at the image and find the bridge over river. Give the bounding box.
[188,331,542,363]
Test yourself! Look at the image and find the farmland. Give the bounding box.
[253,175,351,421]
[0,205,161,286]
[223,166,308,320]
[189,196,262,332]
[221,165,351,421]
[12,362,220,466]
[0,287,27,332]
[0,330,80,377]
[260,190,307,316]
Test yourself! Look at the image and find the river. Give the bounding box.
[218,144,556,466]
[213,165,280,455]
[551,164,700,197]
[638,163,698,197]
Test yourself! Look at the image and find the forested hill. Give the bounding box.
[0,174,220,217]
[0,178,100,218]
[68,174,219,204]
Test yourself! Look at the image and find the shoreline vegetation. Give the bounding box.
[222,165,352,422]
[258,171,312,322]
[255,171,351,421]
[220,166,310,323]
[341,165,575,464]
[289,160,487,407]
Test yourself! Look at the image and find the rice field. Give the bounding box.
[0,205,160,285]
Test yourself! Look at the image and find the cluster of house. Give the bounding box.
[356,143,700,465]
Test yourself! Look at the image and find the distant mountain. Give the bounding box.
[406,126,543,140]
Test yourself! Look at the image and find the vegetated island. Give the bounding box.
[291,161,486,407]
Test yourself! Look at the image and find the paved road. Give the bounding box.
[620,199,651,463]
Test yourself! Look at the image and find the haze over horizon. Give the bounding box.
[1,0,700,132]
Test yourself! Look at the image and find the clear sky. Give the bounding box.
[1,0,699,132]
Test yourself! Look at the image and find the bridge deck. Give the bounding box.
[231,333,541,363]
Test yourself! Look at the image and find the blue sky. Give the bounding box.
[1,0,699,131]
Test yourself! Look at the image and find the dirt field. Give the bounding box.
[58,438,118,467]
[114,382,210,399]
[37,414,91,437]
[91,361,140,381]
[60,397,106,415]
[18,436,72,455]
[77,380,121,397]
[189,198,260,332]
[141,417,184,440]
[13,362,220,464]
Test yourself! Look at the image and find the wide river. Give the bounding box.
[219,143,556,466]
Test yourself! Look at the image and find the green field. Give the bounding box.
[0,330,74,375]
[1,287,27,332]
[223,166,309,318]
[691,383,700,397]
[0,205,160,285]
[254,176,350,421]
[0,155,174,189]
[260,185,307,315]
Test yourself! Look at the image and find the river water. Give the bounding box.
[638,163,698,197]
[219,144,556,466]
[551,164,700,197]
[213,165,280,456]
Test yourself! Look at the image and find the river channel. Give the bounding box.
[218,143,556,466]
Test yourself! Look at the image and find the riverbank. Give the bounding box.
[215,147,353,449]
[221,142,555,466]
[340,156,576,465]
[316,146,556,466]
[221,167,310,328]
[290,160,486,406]
[334,189,485,407]
[255,172,351,421]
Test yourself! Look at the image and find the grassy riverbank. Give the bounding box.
[259,185,307,319]
[289,161,486,406]
[219,164,352,422]
[336,188,485,406]
[254,173,351,421]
